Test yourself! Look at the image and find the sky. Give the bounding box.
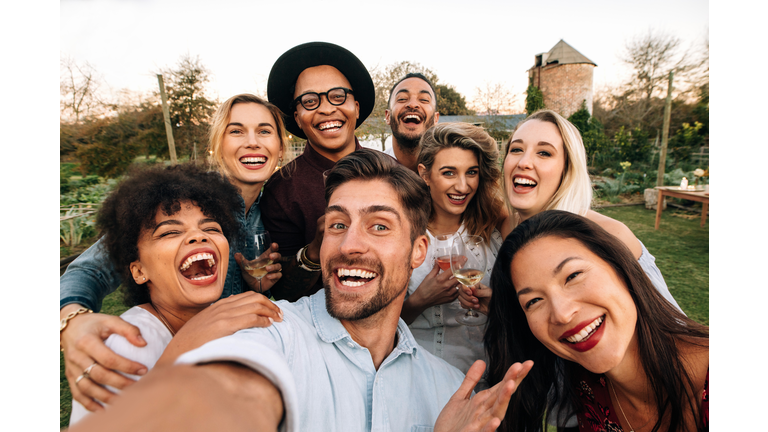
[3,0,768,429]
[59,0,710,112]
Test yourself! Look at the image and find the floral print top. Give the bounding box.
[576,368,709,431]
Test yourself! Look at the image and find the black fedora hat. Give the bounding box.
[267,41,375,139]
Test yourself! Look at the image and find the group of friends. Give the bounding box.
[60,42,709,432]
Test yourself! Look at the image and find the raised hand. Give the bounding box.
[435,359,534,432]
[61,305,149,411]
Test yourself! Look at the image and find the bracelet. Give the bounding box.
[296,245,321,272]
[60,307,93,351]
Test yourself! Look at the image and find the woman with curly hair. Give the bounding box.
[68,163,283,425]
[399,122,506,379]
[484,210,708,432]
[60,94,287,413]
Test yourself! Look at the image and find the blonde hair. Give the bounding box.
[502,110,592,225]
[418,122,505,242]
[207,94,289,178]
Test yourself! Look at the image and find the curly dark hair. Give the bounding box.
[96,163,242,306]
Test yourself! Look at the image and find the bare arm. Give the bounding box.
[69,362,284,432]
[156,292,283,366]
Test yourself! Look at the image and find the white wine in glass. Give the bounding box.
[242,231,272,292]
[449,235,488,326]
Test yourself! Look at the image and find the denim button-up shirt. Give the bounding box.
[176,290,465,432]
[60,193,263,311]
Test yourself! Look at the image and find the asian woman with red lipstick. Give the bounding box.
[68,163,283,426]
[485,210,708,432]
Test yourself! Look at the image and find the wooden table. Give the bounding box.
[654,186,709,229]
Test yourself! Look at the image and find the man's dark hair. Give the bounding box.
[387,72,437,109]
[96,163,241,306]
[324,149,430,242]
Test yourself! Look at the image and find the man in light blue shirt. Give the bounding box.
[71,149,532,432]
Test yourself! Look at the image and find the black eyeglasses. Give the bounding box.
[293,87,354,111]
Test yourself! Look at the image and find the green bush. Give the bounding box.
[60,179,117,206]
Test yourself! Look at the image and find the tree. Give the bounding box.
[470,81,516,116]
[568,101,609,168]
[524,77,545,116]
[435,84,473,116]
[160,54,217,161]
[619,29,696,100]
[358,61,440,149]
[60,56,104,123]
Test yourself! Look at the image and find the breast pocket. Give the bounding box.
[410,426,434,432]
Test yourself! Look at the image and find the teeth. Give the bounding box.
[318,121,343,131]
[514,178,537,186]
[240,157,266,164]
[565,316,604,343]
[336,268,377,279]
[404,114,421,121]
[179,253,215,272]
[448,194,467,201]
[189,274,215,281]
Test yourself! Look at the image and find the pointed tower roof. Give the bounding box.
[540,39,596,66]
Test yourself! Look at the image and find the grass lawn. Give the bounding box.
[59,205,708,428]
[595,204,709,325]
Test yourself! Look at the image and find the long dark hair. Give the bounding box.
[485,210,708,431]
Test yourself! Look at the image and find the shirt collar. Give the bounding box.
[309,289,420,356]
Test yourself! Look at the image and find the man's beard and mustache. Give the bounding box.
[390,108,436,151]
[323,253,412,321]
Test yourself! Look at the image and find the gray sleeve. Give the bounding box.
[60,236,124,312]
[637,241,685,314]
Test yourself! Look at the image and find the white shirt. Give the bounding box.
[406,226,503,376]
[176,290,465,432]
[68,306,173,425]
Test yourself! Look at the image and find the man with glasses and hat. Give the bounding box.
[261,41,376,303]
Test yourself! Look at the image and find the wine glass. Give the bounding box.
[449,235,488,326]
[433,234,455,271]
[242,230,272,293]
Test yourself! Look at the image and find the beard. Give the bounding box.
[323,252,412,321]
[390,109,437,151]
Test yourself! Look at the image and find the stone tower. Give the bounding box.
[528,40,596,118]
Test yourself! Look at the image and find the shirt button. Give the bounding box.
[347,342,355,348]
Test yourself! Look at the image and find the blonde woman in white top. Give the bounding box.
[400,123,506,378]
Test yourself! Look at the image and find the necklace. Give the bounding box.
[149,303,176,336]
[608,378,653,432]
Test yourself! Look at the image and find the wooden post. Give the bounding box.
[656,71,674,186]
[157,74,178,165]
